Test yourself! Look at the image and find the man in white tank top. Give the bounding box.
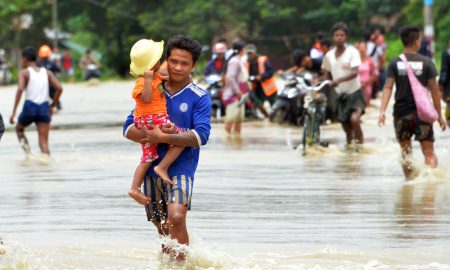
[9,47,62,156]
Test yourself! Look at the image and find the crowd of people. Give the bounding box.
[202,22,450,180]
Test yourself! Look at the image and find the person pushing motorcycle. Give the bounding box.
[245,44,277,118]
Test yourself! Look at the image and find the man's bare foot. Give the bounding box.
[154,165,173,185]
[128,189,150,205]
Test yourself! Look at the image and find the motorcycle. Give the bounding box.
[203,74,224,119]
[269,73,313,125]
[0,49,11,85]
[84,63,101,81]
[0,62,12,85]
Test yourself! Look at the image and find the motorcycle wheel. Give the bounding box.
[216,108,221,120]
[302,114,310,156]
[271,107,287,124]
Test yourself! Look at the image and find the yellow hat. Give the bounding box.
[130,39,164,77]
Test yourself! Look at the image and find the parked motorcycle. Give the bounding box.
[203,74,224,119]
[269,73,312,125]
[0,62,12,85]
[0,49,11,85]
[84,64,101,81]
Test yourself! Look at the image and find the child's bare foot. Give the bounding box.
[128,189,150,205]
[154,165,173,185]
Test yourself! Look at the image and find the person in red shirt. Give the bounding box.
[62,49,74,82]
[204,42,227,76]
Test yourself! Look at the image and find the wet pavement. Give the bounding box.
[0,81,450,269]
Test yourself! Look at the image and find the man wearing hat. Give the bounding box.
[204,42,227,76]
[245,44,278,118]
[123,35,211,262]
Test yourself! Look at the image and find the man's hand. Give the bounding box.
[9,113,15,124]
[331,80,339,87]
[438,116,447,131]
[49,103,56,116]
[161,122,177,134]
[140,124,166,145]
[378,112,385,127]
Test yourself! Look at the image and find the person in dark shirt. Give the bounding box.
[37,45,62,110]
[418,30,432,58]
[378,26,446,180]
[439,39,450,126]
[279,49,322,76]
[204,42,227,76]
[245,44,277,117]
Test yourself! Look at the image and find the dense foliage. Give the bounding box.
[0,0,448,77]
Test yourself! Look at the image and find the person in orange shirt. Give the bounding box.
[128,39,183,205]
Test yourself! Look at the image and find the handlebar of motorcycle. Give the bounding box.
[296,78,332,92]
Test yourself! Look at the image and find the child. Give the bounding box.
[378,26,446,179]
[128,39,183,205]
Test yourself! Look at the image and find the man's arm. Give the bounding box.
[141,127,201,147]
[331,67,358,87]
[47,70,63,107]
[378,77,395,126]
[204,60,215,76]
[9,70,26,124]
[259,59,274,81]
[140,95,211,147]
[319,69,332,81]
[429,78,446,130]
[320,55,331,81]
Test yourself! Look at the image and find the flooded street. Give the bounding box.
[1,81,450,269]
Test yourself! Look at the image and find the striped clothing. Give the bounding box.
[144,175,193,222]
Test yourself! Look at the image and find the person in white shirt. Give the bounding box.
[322,22,365,145]
[9,47,62,156]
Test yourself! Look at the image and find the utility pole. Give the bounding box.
[52,0,58,49]
[424,0,434,60]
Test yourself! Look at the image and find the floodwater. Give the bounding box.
[1,81,450,270]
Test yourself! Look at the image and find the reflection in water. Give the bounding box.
[395,183,439,240]
[0,81,450,268]
[225,134,244,150]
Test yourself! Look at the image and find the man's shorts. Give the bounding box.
[335,89,365,123]
[134,114,179,163]
[143,175,193,223]
[394,112,434,142]
[18,100,51,126]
